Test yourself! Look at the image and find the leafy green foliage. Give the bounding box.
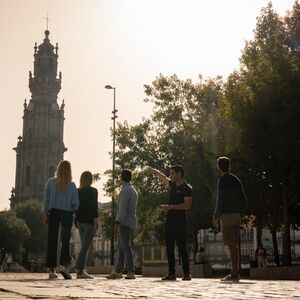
[0,210,30,255]
[14,199,47,257]
[103,75,228,252]
[223,2,300,265]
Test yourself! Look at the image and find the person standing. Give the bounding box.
[44,160,79,280]
[106,169,138,280]
[255,244,267,268]
[75,171,99,279]
[147,165,192,281]
[195,247,205,265]
[6,253,13,272]
[213,156,247,282]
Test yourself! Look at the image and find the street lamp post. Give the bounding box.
[105,84,117,266]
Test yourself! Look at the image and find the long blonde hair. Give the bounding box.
[55,160,72,191]
[79,171,93,189]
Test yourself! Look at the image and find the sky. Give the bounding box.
[0,0,296,210]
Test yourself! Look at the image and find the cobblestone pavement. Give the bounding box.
[0,273,299,299]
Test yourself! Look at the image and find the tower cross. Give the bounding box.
[44,12,50,30]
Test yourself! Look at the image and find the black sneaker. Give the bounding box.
[60,266,72,280]
[182,273,192,281]
[161,274,177,281]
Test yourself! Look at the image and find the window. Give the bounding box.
[143,246,152,260]
[241,228,254,241]
[216,233,223,241]
[209,246,216,257]
[154,246,161,260]
[247,228,254,241]
[241,245,249,256]
[217,246,224,256]
[25,165,31,186]
[208,234,215,242]
[250,245,254,256]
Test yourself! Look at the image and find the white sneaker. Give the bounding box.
[77,270,93,279]
[49,272,58,280]
[60,266,72,280]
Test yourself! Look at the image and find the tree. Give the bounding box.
[285,0,300,229]
[0,210,30,256]
[104,74,227,256]
[15,199,47,257]
[224,2,300,265]
[144,74,225,251]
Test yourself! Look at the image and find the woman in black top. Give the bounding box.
[75,171,99,279]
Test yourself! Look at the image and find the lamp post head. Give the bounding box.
[105,85,114,89]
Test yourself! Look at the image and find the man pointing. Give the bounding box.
[147,165,192,281]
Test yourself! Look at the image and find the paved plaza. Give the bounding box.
[0,273,299,299]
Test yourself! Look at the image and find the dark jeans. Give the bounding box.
[46,209,73,268]
[116,226,134,273]
[165,217,190,275]
[75,222,95,271]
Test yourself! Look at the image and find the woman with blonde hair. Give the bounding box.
[75,171,99,279]
[44,160,79,280]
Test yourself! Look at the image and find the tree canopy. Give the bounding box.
[15,199,47,257]
[0,210,30,256]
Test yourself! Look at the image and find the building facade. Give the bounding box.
[141,227,300,269]
[198,227,300,268]
[10,30,67,208]
[198,228,255,269]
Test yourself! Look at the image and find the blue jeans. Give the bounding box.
[116,226,134,273]
[76,222,95,271]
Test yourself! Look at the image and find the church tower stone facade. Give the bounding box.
[10,30,67,208]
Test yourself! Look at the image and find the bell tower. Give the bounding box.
[10,30,67,208]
